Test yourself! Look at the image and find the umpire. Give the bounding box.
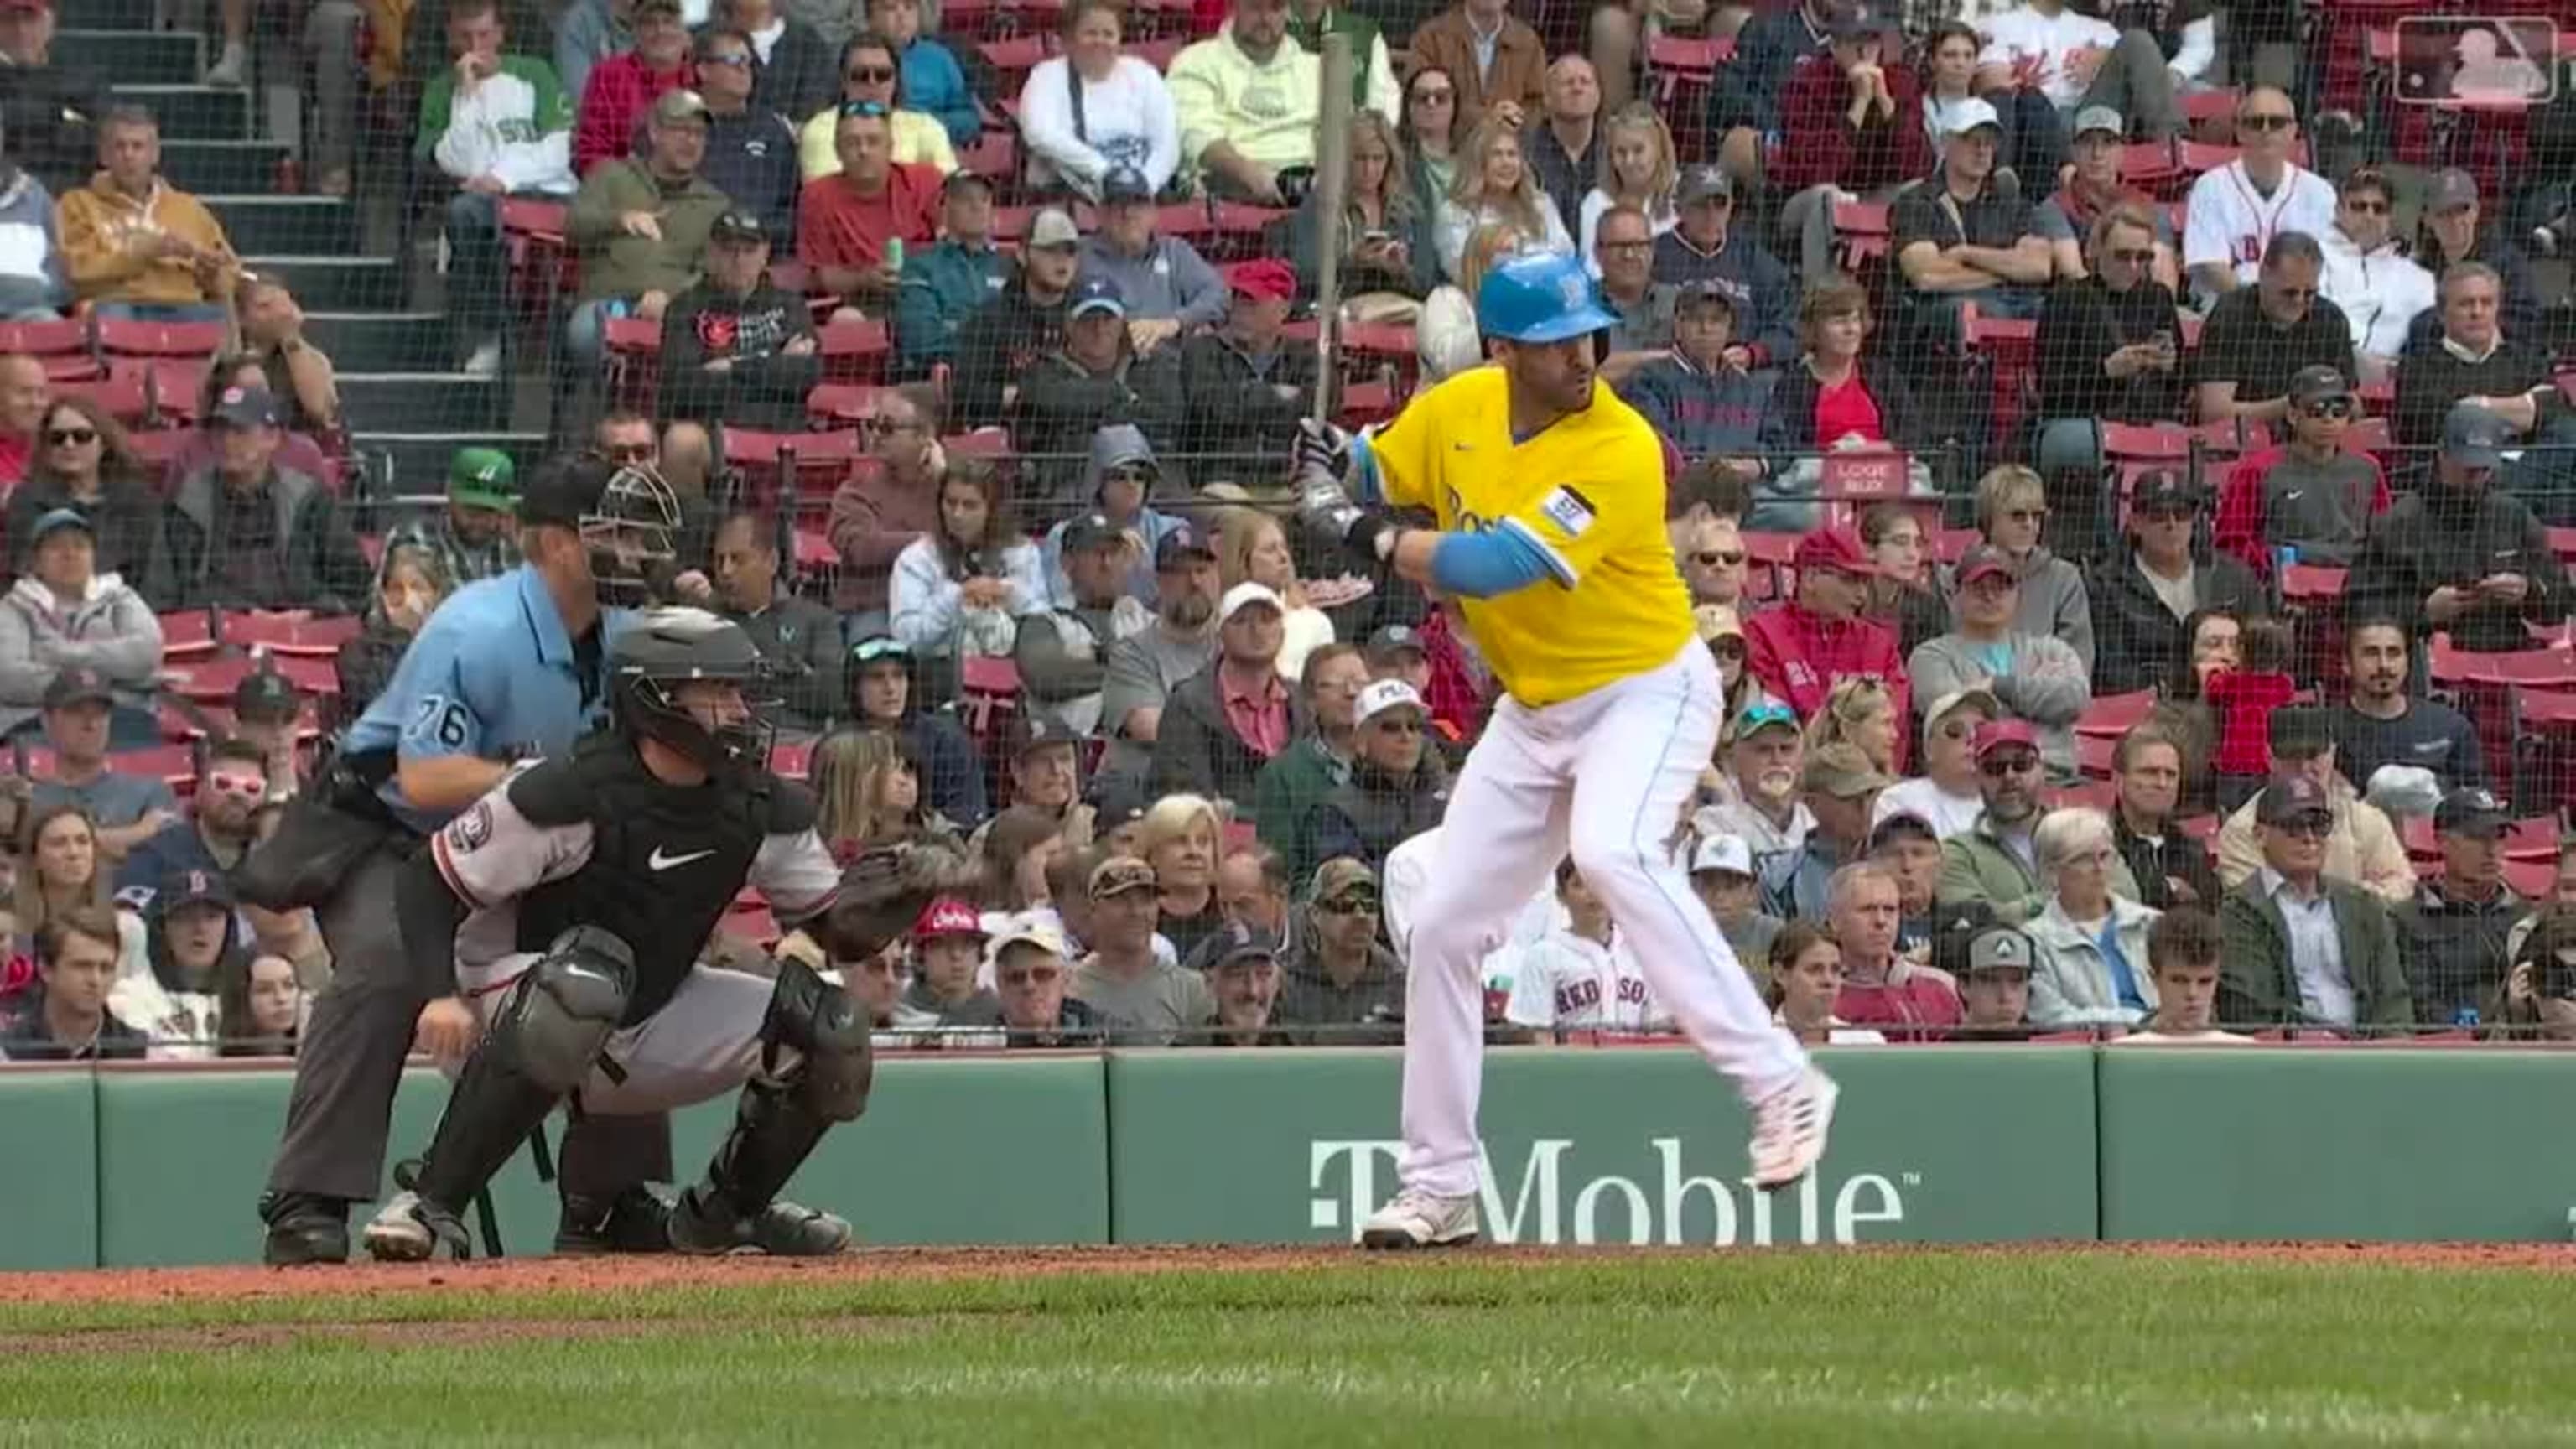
[248,454,686,1265]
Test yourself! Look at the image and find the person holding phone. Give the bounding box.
[2350,402,2568,655]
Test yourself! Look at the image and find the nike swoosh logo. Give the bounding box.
[649,847,717,871]
[2282,490,2304,501]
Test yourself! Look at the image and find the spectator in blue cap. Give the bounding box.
[1078,164,1224,345]
[1009,271,1188,510]
[0,506,161,743]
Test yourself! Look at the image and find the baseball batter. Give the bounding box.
[1296,251,1836,1249]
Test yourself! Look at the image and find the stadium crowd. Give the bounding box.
[4,0,2576,1058]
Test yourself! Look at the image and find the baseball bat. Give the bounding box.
[1308,31,1356,426]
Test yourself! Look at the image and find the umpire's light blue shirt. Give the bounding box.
[341,564,620,835]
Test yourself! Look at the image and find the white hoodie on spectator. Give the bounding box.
[0,571,165,738]
[1016,55,1182,199]
[889,535,1050,660]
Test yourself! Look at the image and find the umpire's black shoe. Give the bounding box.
[554,1182,675,1255]
[259,1192,351,1267]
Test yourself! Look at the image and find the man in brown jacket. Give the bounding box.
[825,382,943,629]
[1405,0,1546,138]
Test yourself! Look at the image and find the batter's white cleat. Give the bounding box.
[1358,1188,1479,1249]
[1748,1067,1840,1191]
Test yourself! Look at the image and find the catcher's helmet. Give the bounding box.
[1476,251,1618,345]
[610,606,772,778]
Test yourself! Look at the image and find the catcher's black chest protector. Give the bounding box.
[507,737,781,1024]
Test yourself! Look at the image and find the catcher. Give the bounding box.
[362,607,970,1260]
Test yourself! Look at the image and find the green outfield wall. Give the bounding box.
[3,1046,2572,1266]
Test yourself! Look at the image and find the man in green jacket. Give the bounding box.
[1254,641,1369,887]
[1285,0,1400,120]
[565,88,731,381]
[1937,721,2139,924]
[892,171,1007,381]
[2216,775,2415,1032]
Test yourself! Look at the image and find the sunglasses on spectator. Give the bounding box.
[2344,197,2390,215]
[852,637,909,663]
[1000,965,1063,985]
[1318,895,1380,915]
[1709,639,1747,661]
[207,771,267,796]
[2238,112,2294,131]
[844,68,896,86]
[45,428,96,446]
[1692,549,1746,568]
[2108,247,2155,265]
[1412,86,1454,103]
[600,441,655,462]
[1980,753,2040,777]
[2303,398,2355,419]
[2274,816,2333,839]
[1736,703,1797,731]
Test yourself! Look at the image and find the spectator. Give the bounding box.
[1098,527,1223,782]
[822,383,940,630]
[417,2,579,376]
[1856,504,1947,660]
[1974,0,2179,163]
[0,509,159,741]
[2032,204,2184,510]
[2190,231,2353,427]
[1503,858,1660,1032]
[2349,402,2563,653]
[1622,282,1772,462]
[1765,919,1888,1046]
[891,172,1005,379]
[2493,907,2576,1039]
[685,28,802,238]
[58,106,236,324]
[1649,168,1794,370]
[1432,116,1575,282]
[809,730,938,856]
[382,451,517,592]
[1774,741,1892,920]
[2200,611,2291,804]
[1671,512,1748,610]
[740,0,845,127]
[800,101,942,315]
[1252,643,1366,887]
[1524,55,1604,231]
[1285,0,1399,120]
[1577,103,1679,267]
[991,714,1093,849]
[1946,917,2034,1038]
[334,544,452,729]
[659,210,823,432]
[699,511,842,739]
[1400,65,1462,207]
[992,914,1102,1045]
[228,668,309,794]
[2033,110,2179,288]
[1072,854,1214,1042]
[2090,470,2264,695]
[23,668,177,846]
[0,907,142,1061]
[7,398,158,588]
[233,275,342,443]
[2214,705,2415,903]
[564,90,729,381]
[572,0,696,178]
[12,802,138,963]
[0,131,62,319]
[122,864,245,1054]
[2210,366,2388,575]
[1138,793,1225,954]
[2106,906,2249,1043]
[1971,465,2095,673]
[2397,785,2527,1026]
[1415,219,1520,384]
[1272,856,1401,1036]
[1015,513,1153,738]
[2180,87,2336,297]
[797,33,960,179]
[890,456,1048,667]
[2022,806,2160,1028]
[1874,687,1995,839]
[0,0,103,197]
[2109,724,2217,911]
[1406,0,1545,139]
[1288,112,1437,310]
[1916,20,1991,170]
[1592,206,1678,383]
[1150,581,1293,806]
[1213,506,1333,681]
[2406,168,2542,354]
[890,897,1005,1033]
[1167,0,1322,204]
[1908,543,2091,777]
[1042,425,1183,608]
[1755,276,1924,527]
[1939,719,2141,922]
[1213,840,1290,949]
[1711,0,1835,177]
[844,635,989,823]
[0,352,42,487]
[974,803,1066,917]
[1307,678,1448,874]
[216,950,305,1057]
[549,0,632,101]
[2216,774,2413,1031]
[1016,0,1181,201]
[1827,861,1961,1036]
[1180,260,1314,466]
[152,387,371,615]
[1192,920,1291,1046]
[1689,831,1784,977]
[1774,8,1931,280]
[1008,277,1188,509]
[1741,525,1907,724]
[2333,620,2483,797]
[1891,98,2050,382]
[951,209,1079,432]
[116,735,268,902]
[1803,675,1901,776]
[1872,810,1946,958]
[1080,169,1228,345]
[2317,167,2431,384]
[2392,262,2567,491]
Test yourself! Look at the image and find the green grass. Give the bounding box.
[3,1252,2573,1446]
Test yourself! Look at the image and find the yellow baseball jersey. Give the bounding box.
[1371,367,1693,706]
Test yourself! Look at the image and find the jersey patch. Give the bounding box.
[447,801,495,854]
[1537,485,1597,539]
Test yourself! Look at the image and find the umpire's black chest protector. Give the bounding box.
[507,737,795,1024]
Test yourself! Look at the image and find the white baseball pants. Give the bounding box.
[1400,644,1809,1199]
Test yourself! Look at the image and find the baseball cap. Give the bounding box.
[1311,855,1380,906]
[1060,512,1127,552]
[1802,741,1893,798]
[208,384,281,429]
[1154,522,1214,569]
[1868,810,1939,853]
[849,634,913,667]
[1688,832,1754,878]
[989,912,1070,961]
[1010,711,1081,757]
[160,865,236,915]
[632,0,683,13]
[709,209,769,247]
[941,169,995,198]
[2257,772,2335,827]
[911,896,986,941]
[1366,623,1426,662]
[1677,165,1734,205]
[1966,924,2035,975]
[2444,401,2512,469]
[2288,364,2352,406]
[2267,705,2332,759]
[1354,678,1426,728]
[1086,775,1150,833]
[1069,275,1127,319]
[1953,543,2016,587]
[1088,854,1157,898]
[1228,258,1296,302]
[447,446,518,512]
[1940,97,2004,137]
[1675,278,1741,315]
[1099,167,1155,205]
[1824,3,1878,40]
[649,88,712,126]
[1219,580,1285,622]
[2434,785,2511,839]
[1793,525,1874,578]
[2428,167,2481,215]
[43,665,112,710]
[1187,918,1279,974]
[2129,469,2202,516]
[1972,719,2041,761]
[1693,603,1743,644]
[1027,206,1082,249]
[1924,686,2000,731]
[1730,699,1800,741]
[232,667,302,721]
[28,507,91,545]
[2073,106,2124,140]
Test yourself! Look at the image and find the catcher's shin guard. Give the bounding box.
[413,929,633,1213]
[692,957,872,1219]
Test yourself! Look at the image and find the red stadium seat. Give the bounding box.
[167,653,339,704]
[53,372,151,427]
[2076,690,2156,739]
[158,609,219,660]
[771,737,814,780]
[95,319,226,360]
[221,610,363,657]
[0,317,99,382]
[817,315,891,383]
[806,382,890,427]
[723,428,863,516]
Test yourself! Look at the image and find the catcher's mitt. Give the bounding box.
[812,840,979,963]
